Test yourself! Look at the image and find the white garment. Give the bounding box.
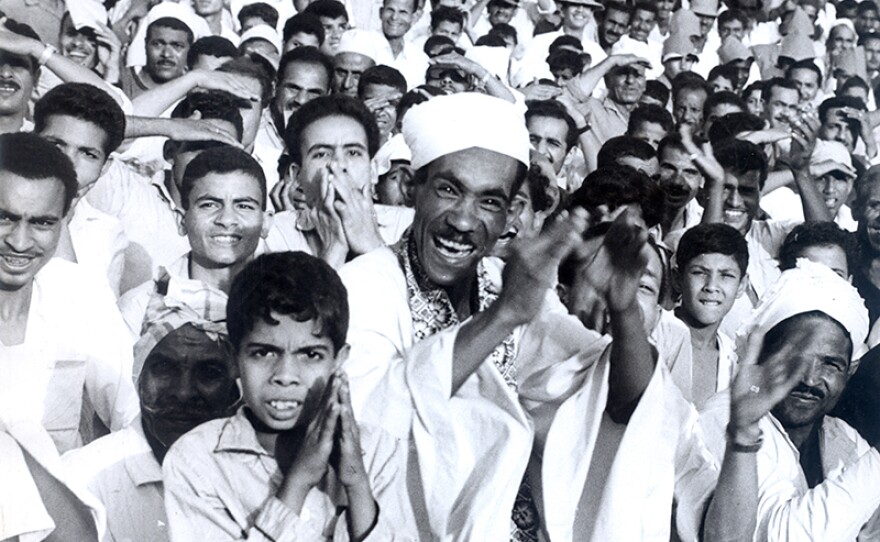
[0,259,139,453]
[700,391,880,541]
[532,350,718,541]
[68,198,129,297]
[371,32,431,89]
[512,30,606,89]
[762,186,858,232]
[339,247,610,539]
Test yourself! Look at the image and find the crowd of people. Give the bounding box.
[1,0,879,539]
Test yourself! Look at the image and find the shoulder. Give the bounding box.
[163,417,232,473]
[339,246,402,287]
[37,259,116,303]
[63,424,146,483]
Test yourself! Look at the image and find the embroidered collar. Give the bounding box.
[392,230,518,390]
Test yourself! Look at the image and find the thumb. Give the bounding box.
[188,110,203,121]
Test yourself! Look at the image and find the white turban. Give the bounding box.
[736,259,869,360]
[402,92,530,170]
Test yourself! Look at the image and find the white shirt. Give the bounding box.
[373,34,431,89]
[0,259,139,453]
[511,29,605,88]
[68,198,129,298]
[700,391,880,541]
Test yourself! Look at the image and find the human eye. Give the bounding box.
[436,180,458,197]
[347,148,365,157]
[32,218,58,228]
[480,197,505,212]
[303,349,326,362]
[247,346,275,359]
[198,200,220,210]
[196,362,227,381]
[236,202,257,211]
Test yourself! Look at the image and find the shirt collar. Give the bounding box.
[124,417,163,487]
[215,406,271,456]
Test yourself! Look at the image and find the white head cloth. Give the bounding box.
[402,92,530,170]
[736,258,869,360]
[336,29,384,62]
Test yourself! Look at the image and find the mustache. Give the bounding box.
[790,383,825,401]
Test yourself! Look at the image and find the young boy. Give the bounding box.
[674,223,749,408]
[162,251,417,541]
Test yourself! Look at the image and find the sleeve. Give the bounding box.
[673,411,721,542]
[105,219,129,299]
[756,448,880,542]
[162,445,326,542]
[86,158,140,218]
[82,277,139,431]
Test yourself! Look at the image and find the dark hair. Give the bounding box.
[283,13,326,45]
[761,77,798,101]
[303,0,349,21]
[567,165,665,228]
[170,90,246,141]
[284,94,380,165]
[0,132,77,214]
[238,2,279,28]
[357,65,407,98]
[180,145,267,210]
[187,36,238,68]
[1,18,40,73]
[628,103,674,135]
[431,5,465,30]
[708,64,740,88]
[549,34,584,52]
[603,1,633,19]
[425,34,457,55]
[858,0,879,15]
[785,59,823,85]
[218,55,275,106]
[819,95,864,143]
[396,85,445,127]
[703,90,745,119]
[761,310,852,365]
[633,1,658,15]
[657,133,692,157]
[643,80,671,106]
[707,111,765,145]
[676,223,749,275]
[146,17,194,44]
[525,160,555,212]
[718,8,748,27]
[525,99,578,150]
[34,83,126,155]
[597,136,656,168]
[859,31,880,45]
[671,71,707,97]
[474,34,508,47]
[488,23,518,45]
[673,80,709,105]
[714,138,768,189]
[838,76,870,97]
[778,221,859,274]
[741,80,765,99]
[226,251,350,352]
[277,46,333,86]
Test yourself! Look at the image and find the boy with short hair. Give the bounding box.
[162,251,417,541]
[674,223,749,408]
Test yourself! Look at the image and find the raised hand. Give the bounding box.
[312,166,349,268]
[326,162,384,256]
[194,70,262,104]
[788,110,821,171]
[729,329,810,439]
[497,208,590,327]
[330,373,369,488]
[680,123,725,183]
[93,21,122,83]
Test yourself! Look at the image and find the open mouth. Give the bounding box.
[0,253,35,269]
[210,233,243,245]
[432,234,476,260]
[723,208,747,223]
[266,399,303,420]
[0,79,21,97]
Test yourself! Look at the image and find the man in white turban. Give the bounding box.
[699,259,880,541]
[337,91,659,539]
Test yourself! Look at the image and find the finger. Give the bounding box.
[737,327,767,367]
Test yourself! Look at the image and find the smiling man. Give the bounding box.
[0,19,41,134]
[0,132,138,453]
[117,146,272,341]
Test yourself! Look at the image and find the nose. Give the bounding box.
[343,73,355,90]
[214,203,238,227]
[173,370,199,402]
[271,356,301,386]
[703,272,721,292]
[445,200,478,233]
[6,221,34,253]
[0,63,13,77]
[726,186,744,207]
[294,88,311,106]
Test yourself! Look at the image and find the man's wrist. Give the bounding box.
[727,422,763,452]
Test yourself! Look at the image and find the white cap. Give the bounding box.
[736,259,869,360]
[240,24,282,53]
[66,0,107,31]
[402,92,530,170]
[336,29,385,62]
[810,140,856,179]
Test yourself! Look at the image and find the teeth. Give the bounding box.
[435,236,474,255]
[269,400,300,410]
[723,209,745,219]
[212,235,239,244]
[2,255,31,267]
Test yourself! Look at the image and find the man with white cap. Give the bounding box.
[238,23,283,67]
[658,31,702,89]
[810,140,859,230]
[332,29,381,96]
[335,90,737,540]
[699,259,880,541]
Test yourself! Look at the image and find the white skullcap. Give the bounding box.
[240,24,282,53]
[66,0,108,31]
[126,2,211,68]
[465,46,511,80]
[374,133,412,177]
[336,29,384,62]
[402,92,530,170]
[736,259,869,360]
